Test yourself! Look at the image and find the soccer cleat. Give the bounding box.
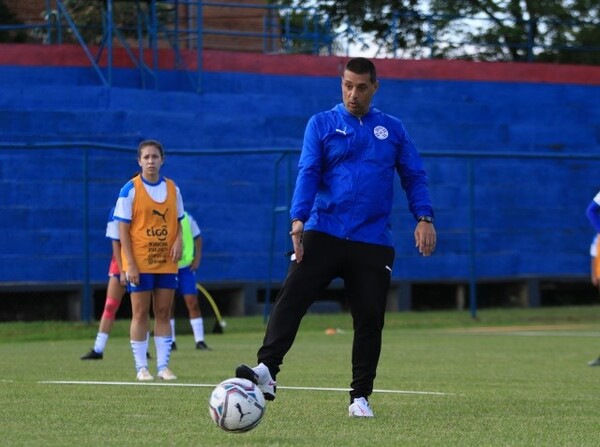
[235,363,276,401]
[195,341,211,350]
[587,357,600,367]
[80,349,103,360]
[171,341,177,351]
[136,367,154,381]
[157,367,177,381]
[348,397,374,418]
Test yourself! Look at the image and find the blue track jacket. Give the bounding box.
[290,103,434,247]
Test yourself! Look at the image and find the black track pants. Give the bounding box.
[257,230,395,400]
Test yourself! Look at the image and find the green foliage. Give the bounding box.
[2,307,600,445]
[279,9,334,55]
[272,0,600,64]
[427,0,600,63]
[318,0,423,56]
[57,0,174,45]
[0,0,27,43]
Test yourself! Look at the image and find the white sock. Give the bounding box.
[130,339,149,372]
[93,332,109,353]
[154,335,173,372]
[190,317,205,342]
[170,319,176,342]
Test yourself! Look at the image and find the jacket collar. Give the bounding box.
[334,103,377,120]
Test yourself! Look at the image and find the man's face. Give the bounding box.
[341,70,378,117]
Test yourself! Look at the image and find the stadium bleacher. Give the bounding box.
[1,44,599,319]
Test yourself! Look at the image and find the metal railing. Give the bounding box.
[1,140,599,320]
[1,1,599,92]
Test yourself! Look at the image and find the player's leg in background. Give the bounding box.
[98,275,125,335]
[169,296,178,350]
[81,275,125,360]
[183,292,210,349]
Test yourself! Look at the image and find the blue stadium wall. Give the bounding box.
[1,45,599,308]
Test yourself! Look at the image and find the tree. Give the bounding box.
[278,8,335,55]
[270,0,426,58]
[0,0,27,43]
[428,0,600,64]
[45,0,174,46]
[269,0,600,64]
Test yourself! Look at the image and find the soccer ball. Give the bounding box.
[208,378,266,433]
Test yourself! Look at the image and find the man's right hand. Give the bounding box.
[290,220,304,263]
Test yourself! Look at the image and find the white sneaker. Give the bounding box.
[588,357,600,367]
[349,397,374,417]
[136,367,154,381]
[235,362,276,401]
[157,367,177,381]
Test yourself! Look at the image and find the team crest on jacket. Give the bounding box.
[373,125,388,140]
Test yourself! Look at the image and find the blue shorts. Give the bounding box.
[128,273,178,293]
[177,266,197,296]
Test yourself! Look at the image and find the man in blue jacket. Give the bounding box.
[237,57,437,417]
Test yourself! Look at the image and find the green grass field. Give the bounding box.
[1,306,600,446]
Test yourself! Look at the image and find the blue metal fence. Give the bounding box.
[1,1,598,92]
[2,141,599,320]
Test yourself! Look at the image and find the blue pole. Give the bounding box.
[82,148,92,323]
[197,0,203,93]
[263,152,293,323]
[106,0,113,87]
[468,158,478,319]
[44,0,52,44]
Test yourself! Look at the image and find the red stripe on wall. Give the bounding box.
[1,44,599,85]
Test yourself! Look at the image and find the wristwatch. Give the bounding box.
[417,216,434,224]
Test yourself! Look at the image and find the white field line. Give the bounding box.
[38,380,455,396]
[500,331,600,337]
[446,324,599,335]
[451,330,600,337]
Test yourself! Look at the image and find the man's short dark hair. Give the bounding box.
[345,57,377,83]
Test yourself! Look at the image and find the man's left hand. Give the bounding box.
[414,222,436,256]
